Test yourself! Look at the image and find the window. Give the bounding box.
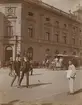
[27,47,33,60]
[46,17,50,21]
[28,27,33,38]
[76,27,78,32]
[55,21,59,27]
[55,50,59,54]
[73,26,76,32]
[46,48,50,52]
[80,53,82,56]
[5,7,16,17]
[7,26,13,36]
[80,40,81,45]
[28,12,34,16]
[63,36,67,44]
[72,52,76,55]
[73,27,75,30]
[55,34,59,42]
[45,32,50,40]
[63,51,67,54]
[64,24,67,28]
[72,38,75,45]
[80,29,81,32]
[45,48,50,55]
[45,48,50,58]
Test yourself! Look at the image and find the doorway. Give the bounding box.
[27,47,33,60]
[5,46,13,61]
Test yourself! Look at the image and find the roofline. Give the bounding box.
[0,0,81,24]
[24,0,82,24]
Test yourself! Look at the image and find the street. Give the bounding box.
[0,68,82,104]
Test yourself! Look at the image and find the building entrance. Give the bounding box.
[27,47,33,60]
[5,46,13,61]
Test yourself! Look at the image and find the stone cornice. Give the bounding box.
[0,0,82,24]
[23,0,82,24]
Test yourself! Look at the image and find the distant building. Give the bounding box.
[0,0,82,62]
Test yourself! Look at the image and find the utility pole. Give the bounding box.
[15,35,18,59]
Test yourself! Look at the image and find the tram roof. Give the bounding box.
[55,54,80,58]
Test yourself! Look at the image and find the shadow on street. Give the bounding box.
[19,82,52,88]
[29,73,43,76]
[1,100,20,105]
[74,89,82,95]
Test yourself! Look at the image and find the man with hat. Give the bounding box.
[18,56,31,88]
[11,56,21,87]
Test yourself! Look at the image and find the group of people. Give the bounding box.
[43,56,63,70]
[8,56,33,88]
[45,58,77,94]
[44,57,77,94]
[8,55,76,94]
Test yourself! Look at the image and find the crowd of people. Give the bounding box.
[42,56,64,70]
[8,56,33,88]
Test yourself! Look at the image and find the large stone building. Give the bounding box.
[0,0,82,62]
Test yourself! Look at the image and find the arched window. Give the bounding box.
[28,47,33,52]
[46,48,50,52]
[63,51,67,54]
[55,50,59,54]
[45,48,50,59]
[5,46,13,61]
[55,21,59,27]
[64,24,67,28]
[72,51,76,55]
[27,47,33,60]
[45,48,50,55]
[28,25,33,38]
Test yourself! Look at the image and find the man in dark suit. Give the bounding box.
[30,60,33,75]
[18,56,30,88]
[11,57,21,87]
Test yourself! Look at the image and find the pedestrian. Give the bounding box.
[51,60,55,70]
[18,57,31,88]
[9,57,14,76]
[30,59,33,75]
[66,60,76,94]
[59,57,63,69]
[55,59,61,70]
[42,60,45,68]
[11,57,21,87]
[54,56,58,63]
[46,59,49,68]
[53,56,58,70]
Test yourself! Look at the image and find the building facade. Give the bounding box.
[0,0,82,62]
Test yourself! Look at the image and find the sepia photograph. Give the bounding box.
[0,0,82,105]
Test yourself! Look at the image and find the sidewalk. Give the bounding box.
[1,90,82,105]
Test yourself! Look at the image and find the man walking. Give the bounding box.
[30,60,33,75]
[11,57,21,87]
[9,57,13,76]
[19,57,30,88]
[66,60,76,94]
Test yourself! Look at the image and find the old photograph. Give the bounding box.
[0,0,82,105]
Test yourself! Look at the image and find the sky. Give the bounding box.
[42,0,82,13]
